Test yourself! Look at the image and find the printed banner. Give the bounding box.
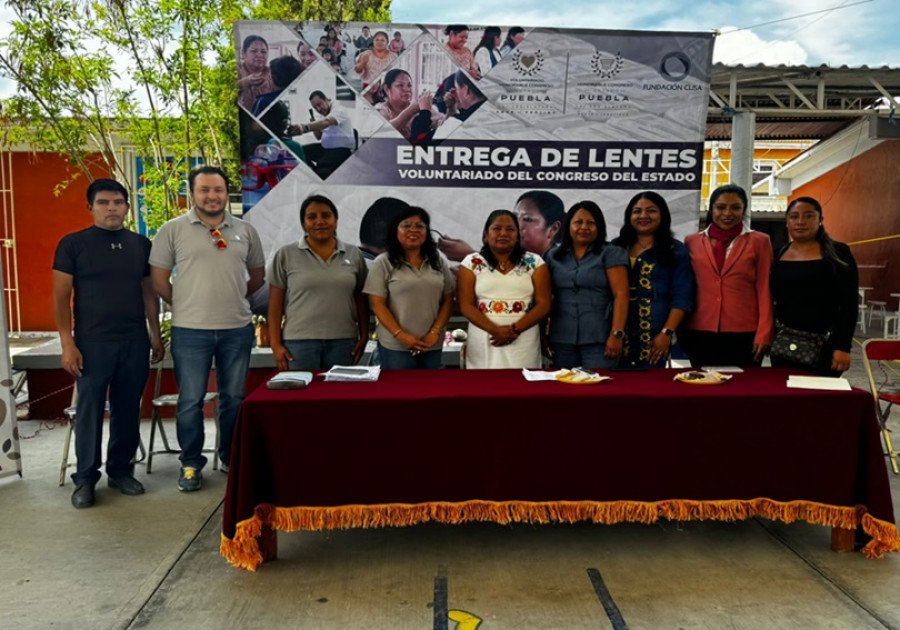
[235,21,713,263]
[0,254,22,479]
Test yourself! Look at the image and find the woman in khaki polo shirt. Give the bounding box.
[364,206,455,369]
[267,195,369,370]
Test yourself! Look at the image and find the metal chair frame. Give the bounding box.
[145,364,220,473]
[59,392,147,487]
[862,338,900,475]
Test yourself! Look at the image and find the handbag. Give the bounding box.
[770,323,828,368]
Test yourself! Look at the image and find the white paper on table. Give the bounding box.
[786,375,852,391]
[266,370,314,389]
[521,369,569,382]
[323,365,382,382]
[701,365,745,373]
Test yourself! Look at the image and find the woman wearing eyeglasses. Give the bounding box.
[267,195,369,370]
[458,210,552,369]
[364,206,455,369]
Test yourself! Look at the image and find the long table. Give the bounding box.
[220,368,900,570]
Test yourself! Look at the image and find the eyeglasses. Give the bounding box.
[210,228,227,250]
[399,222,427,231]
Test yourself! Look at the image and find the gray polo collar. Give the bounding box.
[187,207,232,228]
[298,237,347,253]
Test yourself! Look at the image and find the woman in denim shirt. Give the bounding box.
[612,191,694,367]
[544,201,629,369]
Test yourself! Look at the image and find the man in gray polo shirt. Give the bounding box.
[149,166,265,491]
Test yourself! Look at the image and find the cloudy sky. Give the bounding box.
[0,0,895,101]
[391,0,899,67]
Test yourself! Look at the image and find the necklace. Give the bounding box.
[497,259,513,272]
[632,239,654,257]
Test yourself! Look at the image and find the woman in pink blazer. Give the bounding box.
[683,184,774,367]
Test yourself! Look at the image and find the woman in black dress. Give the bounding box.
[770,196,858,375]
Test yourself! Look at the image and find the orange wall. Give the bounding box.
[791,140,900,305]
[8,152,111,331]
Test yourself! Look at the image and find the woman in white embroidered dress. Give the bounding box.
[458,210,552,368]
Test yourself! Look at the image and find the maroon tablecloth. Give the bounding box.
[221,368,899,569]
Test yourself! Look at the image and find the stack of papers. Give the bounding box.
[266,371,313,390]
[786,375,852,391]
[323,365,381,382]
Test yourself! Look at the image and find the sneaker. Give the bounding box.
[178,466,202,492]
[71,484,95,509]
[219,463,229,474]
[108,476,145,496]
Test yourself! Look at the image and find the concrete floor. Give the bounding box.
[3,334,900,629]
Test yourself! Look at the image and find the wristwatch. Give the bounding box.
[610,329,625,339]
[661,328,675,337]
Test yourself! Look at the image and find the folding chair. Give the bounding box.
[59,387,147,486]
[145,364,219,473]
[862,339,900,474]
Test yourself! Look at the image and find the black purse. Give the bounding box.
[770,323,828,368]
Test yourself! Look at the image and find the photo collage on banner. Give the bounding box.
[235,21,714,272]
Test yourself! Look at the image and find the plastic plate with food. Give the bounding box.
[673,370,733,385]
[554,369,611,385]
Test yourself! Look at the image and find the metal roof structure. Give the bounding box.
[706,63,900,141]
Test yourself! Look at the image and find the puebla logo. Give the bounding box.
[512,49,544,76]
[591,51,623,78]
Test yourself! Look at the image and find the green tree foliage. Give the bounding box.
[0,0,391,231]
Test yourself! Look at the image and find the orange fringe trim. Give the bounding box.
[220,498,900,570]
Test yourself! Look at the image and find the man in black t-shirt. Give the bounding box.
[52,179,164,509]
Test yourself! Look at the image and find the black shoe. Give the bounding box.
[71,484,95,509]
[177,466,202,492]
[108,476,145,496]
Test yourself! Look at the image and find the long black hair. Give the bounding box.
[502,27,524,50]
[786,196,848,269]
[479,209,525,269]
[613,191,676,266]
[553,201,608,260]
[385,206,441,271]
[474,27,501,55]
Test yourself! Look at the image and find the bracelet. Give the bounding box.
[392,328,402,337]
[511,323,520,335]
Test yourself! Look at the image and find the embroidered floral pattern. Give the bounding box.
[478,299,533,315]
[468,255,488,272]
[467,253,539,274]
[623,258,657,364]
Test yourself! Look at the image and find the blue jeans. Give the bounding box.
[73,335,150,485]
[378,344,443,370]
[171,324,254,469]
[284,338,355,370]
[551,342,616,370]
